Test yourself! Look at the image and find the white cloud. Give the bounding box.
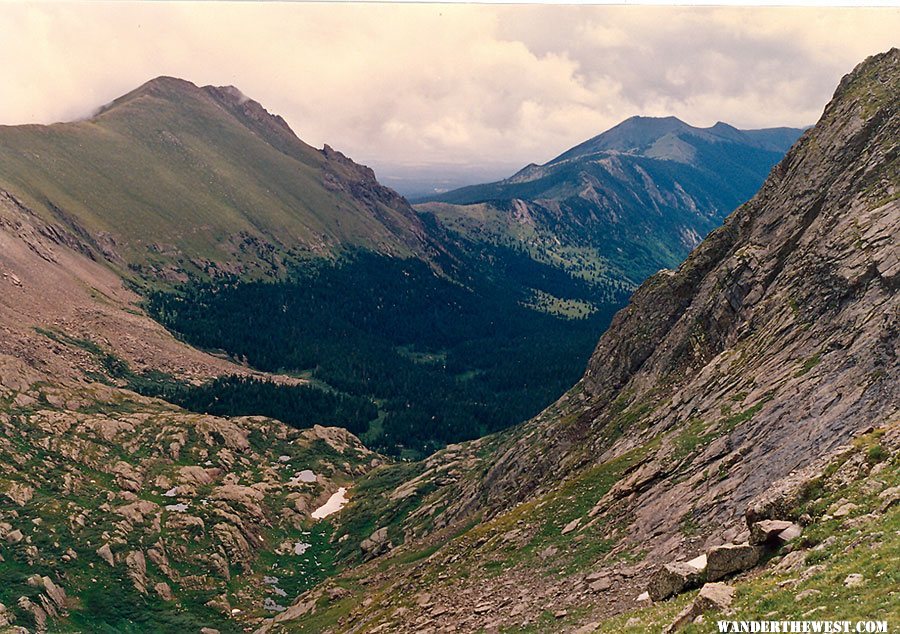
[0,3,897,172]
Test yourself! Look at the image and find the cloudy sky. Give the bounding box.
[2,3,898,182]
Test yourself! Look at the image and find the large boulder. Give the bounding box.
[360,527,391,559]
[125,550,148,595]
[664,583,735,633]
[706,543,762,581]
[648,561,705,601]
[96,543,115,567]
[749,519,798,545]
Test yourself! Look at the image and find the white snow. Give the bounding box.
[311,487,348,519]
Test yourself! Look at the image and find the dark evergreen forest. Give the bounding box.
[145,246,629,456]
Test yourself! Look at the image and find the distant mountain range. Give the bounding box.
[417,116,803,288]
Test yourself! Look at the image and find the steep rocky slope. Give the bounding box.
[262,48,898,633]
[0,369,379,633]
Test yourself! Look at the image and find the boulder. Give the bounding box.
[878,486,900,513]
[795,589,820,601]
[360,527,391,559]
[588,577,612,593]
[686,554,707,570]
[177,465,219,487]
[5,529,24,544]
[663,583,734,633]
[154,582,175,601]
[40,577,66,610]
[5,483,34,506]
[17,597,47,632]
[96,544,115,567]
[111,461,143,493]
[0,602,13,627]
[777,523,802,542]
[749,520,795,545]
[696,582,735,611]
[832,502,856,518]
[648,562,704,601]
[125,550,148,594]
[706,543,762,581]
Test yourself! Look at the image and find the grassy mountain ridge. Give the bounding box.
[0,76,430,280]
[0,75,635,456]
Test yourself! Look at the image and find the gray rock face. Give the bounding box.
[406,50,900,568]
[706,543,763,581]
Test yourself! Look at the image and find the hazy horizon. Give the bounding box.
[3,3,898,191]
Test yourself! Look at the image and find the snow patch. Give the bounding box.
[311,487,348,519]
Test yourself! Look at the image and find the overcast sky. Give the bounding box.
[1,3,898,173]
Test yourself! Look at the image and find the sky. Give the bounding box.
[1,3,899,183]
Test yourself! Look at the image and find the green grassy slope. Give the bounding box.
[0,77,427,274]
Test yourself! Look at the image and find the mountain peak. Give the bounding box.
[140,75,199,91]
[94,75,206,117]
[548,115,695,164]
[623,114,688,126]
[547,114,803,166]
